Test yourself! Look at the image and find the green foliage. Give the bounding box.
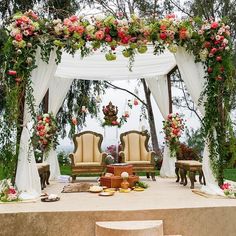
[58,151,70,166]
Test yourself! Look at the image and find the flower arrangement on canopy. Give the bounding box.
[0,9,235,183]
[32,113,58,156]
[163,113,185,156]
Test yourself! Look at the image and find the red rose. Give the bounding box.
[207,67,213,73]
[216,56,222,62]
[211,22,219,29]
[220,66,224,72]
[105,27,110,34]
[210,48,217,54]
[204,42,211,48]
[8,187,16,194]
[39,131,45,137]
[179,29,187,40]
[160,32,167,40]
[15,33,23,42]
[8,70,17,76]
[44,117,50,123]
[105,35,112,42]
[121,36,130,44]
[118,31,125,38]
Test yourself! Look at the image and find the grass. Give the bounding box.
[224,169,236,182]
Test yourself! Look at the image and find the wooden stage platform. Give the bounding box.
[0,177,236,236]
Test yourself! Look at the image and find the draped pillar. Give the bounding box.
[45,77,74,180]
[15,49,57,199]
[175,47,223,195]
[146,75,176,177]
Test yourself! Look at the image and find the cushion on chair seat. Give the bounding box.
[75,162,101,166]
[126,161,151,164]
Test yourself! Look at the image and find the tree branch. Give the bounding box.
[104,81,147,107]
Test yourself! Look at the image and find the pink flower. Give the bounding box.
[211,22,219,29]
[72,117,77,125]
[8,70,17,76]
[15,33,23,42]
[210,48,217,54]
[95,30,105,40]
[8,187,16,195]
[216,56,222,62]
[105,34,112,42]
[69,15,78,22]
[63,18,71,26]
[76,25,84,35]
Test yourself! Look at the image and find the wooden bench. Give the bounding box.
[175,160,206,189]
[37,163,50,190]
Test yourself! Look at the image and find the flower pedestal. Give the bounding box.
[102,126,119,162]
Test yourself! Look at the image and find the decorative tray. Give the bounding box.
[99,191,114,196]
[41,197,60,202]
[119,188,131,193]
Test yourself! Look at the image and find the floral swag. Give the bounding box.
[163,113,185,157]
[0,10,235,183]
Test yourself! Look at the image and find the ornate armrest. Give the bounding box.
[119,151,125,163]
[149,151,157,165]
[69,153,75,167]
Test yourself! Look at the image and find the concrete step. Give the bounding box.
[165,235,182,236]
[96,220,163,236]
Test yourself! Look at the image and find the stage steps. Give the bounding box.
[96,220,164,236]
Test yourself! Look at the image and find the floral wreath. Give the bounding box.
[163,113,185,156]
[32,113,58,156]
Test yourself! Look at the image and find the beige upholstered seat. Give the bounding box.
[69,131,107,181]
[119,130,156,181]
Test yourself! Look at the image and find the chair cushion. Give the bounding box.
[126,161,151,164]
[75,162,101,166]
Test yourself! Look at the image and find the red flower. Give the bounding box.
[134,99,138,106]
[8,187,16,194]
[8,70,17,76]
[118,31,125,38]
[220,66,224,72]
[211,22,219,29]
[44,117,50,123]
[75,25,84,35]
[216,75,223,81]
[105,35,112,42]
[204,41,211,48]
[160,25,167,31]
[39,131,45,137]
[37,115,42,121]
[216,56,222,62]
[207,67,213,73]
[95,30,105,40]
[72,117,77,125]
[160,32,167,40]
[15,33,23,42]
[105,27,110,34]
[69,15,78,22]
[111,121,119,125]
[210,48,217,54]
[121,36,130,44]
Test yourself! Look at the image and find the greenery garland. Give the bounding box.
[0,10,235,184]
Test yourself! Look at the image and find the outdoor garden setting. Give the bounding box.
[0,1,236,236]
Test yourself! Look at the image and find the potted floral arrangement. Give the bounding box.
[0,179,19,202]
[163,113,185,157]
[221,182,236,198]
[32,113,58,157]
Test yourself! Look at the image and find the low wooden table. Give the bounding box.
[175,160,206,189]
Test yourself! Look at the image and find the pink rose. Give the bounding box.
[69,15,78,22]
[95,30,105,40]
[105,34,112,42]
[211,22,219,29]
[63,18,71,26]
[15,33,23,42]
[8,70,17,76]
[76,25,84,35]
[210,48,217,54]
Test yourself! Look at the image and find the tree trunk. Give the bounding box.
[141,79,162,157]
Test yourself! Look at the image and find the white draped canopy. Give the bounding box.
[15,45,223,199]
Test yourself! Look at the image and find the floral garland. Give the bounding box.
[163,113,185,156]
[102,112,130,128]
[0,179,19,202]
[32,113,58,156]
[0,10,235,183]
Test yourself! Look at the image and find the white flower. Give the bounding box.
[223,38,228,44]
[225,46,230,51]
[168,44,178,53]
[199,48,208,61]
[215,35,221,40]
[121,172,129,179]
[95,15,105,21]
[53,19,62,25]
[86,25,95,34]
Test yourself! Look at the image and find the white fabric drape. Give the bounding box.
[146,75,176,177]
[175,47,223,195]
[45,77,73,180]
[15,49,57,199]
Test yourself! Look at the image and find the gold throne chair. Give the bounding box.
[119,130,156,181]
[69,131,107,181]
